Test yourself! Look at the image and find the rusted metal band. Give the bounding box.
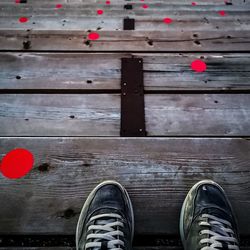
[120,58,146,137]
[123,18,135,30]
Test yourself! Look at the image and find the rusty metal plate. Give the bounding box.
[123,18,135,30]
[120,58,146,137]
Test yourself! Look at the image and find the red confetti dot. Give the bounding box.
[88,32,100,40]
[19,17,28,23]
[0,148,34,179]
[191,60,207,73]
[218,10,226,16]
[97,9,104,15]
[140,0,145,1]
[142,4,148,8]
[106,0,110,4]
[15,0,20,3]
[56,4,63,8]
[191,2,197,6]
[163,17,173,24]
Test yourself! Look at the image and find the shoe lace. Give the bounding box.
[85,213,125,250]
[199,214,240,250]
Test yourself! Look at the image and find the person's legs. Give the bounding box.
[75,180,134,250]
[180,179,240,250]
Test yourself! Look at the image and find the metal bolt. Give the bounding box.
[123,83,127,86]
[123,93,126,96]
[139,128,143,132]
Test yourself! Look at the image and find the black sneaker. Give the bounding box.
[76,180,134,250]
[180,180,240,250]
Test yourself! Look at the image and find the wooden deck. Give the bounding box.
[0,0,250,249]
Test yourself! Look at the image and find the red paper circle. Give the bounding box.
[191,60,207,72]
[218,10,226,16]
[163,17,173,24]
[97,9,104,15]
[88,32,100,40]
[19,17,28,23]
[0,148,34,179]
[56,4,63,8]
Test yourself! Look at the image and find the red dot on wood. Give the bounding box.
[97,9,104,15]
[163,17,173,24]
[218,10,226,16]
[19,17,28,23]
[191,60,207,73]
[191,2,197,6]
[56,4,63,8]
[106,0,110,4]
[88,32,100,40]
[15,0,20,3]
[142,4,148,8]
[0,148,34,179]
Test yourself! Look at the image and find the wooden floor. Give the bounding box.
[0,0,250,249]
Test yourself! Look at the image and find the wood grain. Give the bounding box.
[1,52,250,91]
[0,94,120,136]
[0,0,247,5]
[0,137,249,235]
[0,30,249,51]
[0,0,250,242]
[0,1,249,33]
[1,15,248,32]
[0,94,249,136]
[145,94,250,136]
[0,0,245,5]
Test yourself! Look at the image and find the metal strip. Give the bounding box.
[120,58,146,137]
[124,4,133,9]
[123,18,135,30]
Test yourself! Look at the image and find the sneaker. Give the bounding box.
[180,180,240,250]
[76,180,134,250]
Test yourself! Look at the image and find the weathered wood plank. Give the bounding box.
[1,4,247,9]
[0,0,249,31]
[1,15,248,32]
[0,8,249,31]
[0,94,120,136]
[1,4,249,15]
[0,53,122,90]
[0,137,249,235]
[0,0,247,5]
[145,94,250,136]
[1,53,250,91]
[0,30,249,51]
[0,235,249,249]
[0,94,250,136]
